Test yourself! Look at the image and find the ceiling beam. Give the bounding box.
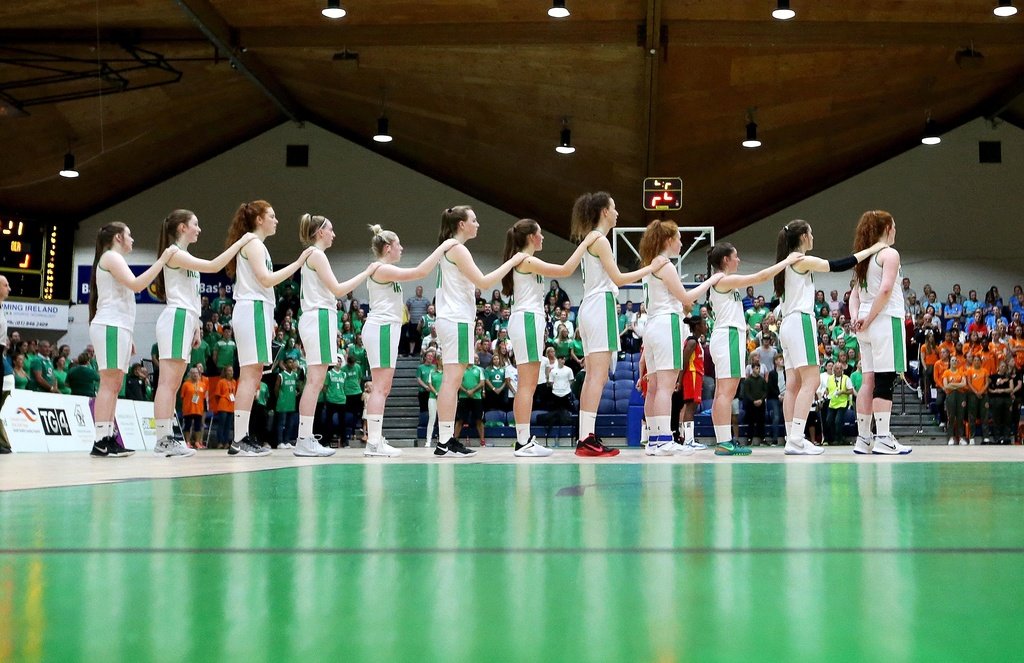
[171,0,304,123]
[0,28,206,44]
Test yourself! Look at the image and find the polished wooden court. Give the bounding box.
[1,448,1022,662]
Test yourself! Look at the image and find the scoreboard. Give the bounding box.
[642,177,682,211]
[0,217,73,301]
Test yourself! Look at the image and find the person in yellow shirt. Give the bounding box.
[940,356,968,446]
[965,355,989,445]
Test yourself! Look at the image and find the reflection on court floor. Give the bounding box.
[1,462,1022,662]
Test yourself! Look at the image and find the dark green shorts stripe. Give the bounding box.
[318,309,331,364]
[524,312,540,363]
[380,323,392,369]
[800,312,817,366]
[604,292,618,350]
[891,317,906,371]
[670,313,682,370]
[728,327,741,377]
[105,325,118,370]
[254,301,269,364]
[171,308,187,360]
[457,322,470,365]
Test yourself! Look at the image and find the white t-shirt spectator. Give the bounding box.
[549,365,574,397]
[504,363,520,394]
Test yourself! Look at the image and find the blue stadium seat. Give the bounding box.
[615,398,630,414]
[598,397,616,414]
[613,364,635,381]
[484,410,507,425]
[613,379,634,398]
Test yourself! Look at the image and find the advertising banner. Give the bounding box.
[0,390,95,452]
[1,301,71,331]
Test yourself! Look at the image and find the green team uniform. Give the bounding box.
[210,296,233,314]
[325,368,347,404]
[27,354,55,391]
[54,368,71,395]
[341,364,363,397]
[417,363,433,393]
[256,382,270,407]
[420,314,436,338]
[428,368,443,399]
[215,339,237,371]
[485,366,506,393]
[190,340,210,371]
[347,344,369,378]
[276,370,299,413]
[552,339,573,359]
[461,365,484,400]
[66,364,100,397]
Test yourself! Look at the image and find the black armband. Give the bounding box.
[827,255,858,272]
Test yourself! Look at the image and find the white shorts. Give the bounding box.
[508,310,546,364]
[857,315,907,374]
[234,299,274,367]
[435,318,473,365]
[90,323,133,373]
[779,312,818,370]
[156,307,200,361]
[363,320,400,369]
[299,308,338,366]
[578,292,620,354]
[709,326,745,380]
[644,313,688,372]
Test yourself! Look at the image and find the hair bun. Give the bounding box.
[368,224,383,236]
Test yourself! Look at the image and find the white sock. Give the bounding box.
[297,415,314,440]
[578,410,597,441]
[515,423,531,445]
[682,421,695,444]
[366,414,383,446]
[95,422,112,439]
[439,421,455,443]
[714,424,731,444]
[873,411,891,437]
[155,418,172,440]
[856,413,872,438]
[651,416,671,442]
[790,417,807,441]
[640,422,650,443]
[233,410,250,443]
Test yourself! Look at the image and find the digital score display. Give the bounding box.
[642,177,683,211]
[0,217,73,301]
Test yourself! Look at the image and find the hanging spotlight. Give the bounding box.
[994,1,1018,17]
[321,0,346,19]
[772,0,796,20]
[548,1,570,19]
[742,109,761,148]
[921,115,941,146]
[373,116,393,143]
[555,118,575,154]
[59,152,79,178]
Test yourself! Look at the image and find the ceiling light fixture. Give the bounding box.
[548,1,570,19]
[921,114,941,146]
[555,118,575,154]
[994,1,1018,17]
[59,151,79,178]
[742,109,762,148]
[322,0,347,19]
[772,0,796,20]
[373,88,393,143]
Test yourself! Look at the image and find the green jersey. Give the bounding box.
[276,370,299,412]
[553,339,572,359]
[420,314,436,338]
[351,318,363,334]
[190,341,209,371]
[27,354,55,391]
[256,382,270,407]
[348,345,369,376]
[66,364,100,397]
[341,364,363,396]
[485,366,506,393]
[428,368,443,399]
[215,339,237,369]
[570,339,584,358]
[210,296,233,314]
[417,364,434,393]
[460,365,484,400]
[54,368,71,395]
[325,368,347,404]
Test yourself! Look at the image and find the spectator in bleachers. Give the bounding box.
[962,289,983,317]
[568,329,584,374]
[66,352,99,397]
[766,354,785,446]
[52,355,71,395]
[906,293,922,318]
[551,324,573,362]
[274,357,301,449]
[949,283,964,305]
[475,288,488,312]
[554,309,574,339]
[180,366,208,449]
[416,349,435,418]
[742,286,756,310]
[219,303,233,328]
[456,359,486,446]
[745,296,770,336]
[424,353,443,448]
[476,338,493,368]
[828,289,843,317]
[419,303,436,345]
[323,362,348,448]
[965,354,989,445]
[348,333,369,379]
[544,355,575,445]
[28,340,58,393]
[547,280,570,308]
[823,361,855,445]
[210,285,233,315]
[124,362,151,401]
[918,330,939,404]
[740,362,768,445]
[985,305,1008,332]
[1010,288,1024,318]
[966,310,988,337]
[213,325,237,377]
[484,354,511,413]
[404,285,431,357]
[619,301,642,353]
[12,353,29,390]
[478,302,499,334]
[754,334,778,374]
[341,354,364,442]
[340,320,356,348]
[491,307,511,339]
[940,355,968,445]
[985,286,1003,312]
[901,277,916,306]
[942,293,963,330]
[987,362,1014,444]
[473,319,489,343]
[813,289,829,319]
[214,366,236,448]
[1009,326,1024,371]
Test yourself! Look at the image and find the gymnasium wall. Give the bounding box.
[723,117,1024,301]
